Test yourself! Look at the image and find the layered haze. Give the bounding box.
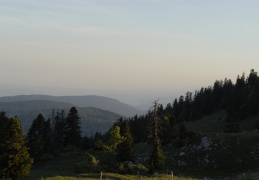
[1,0,259,110]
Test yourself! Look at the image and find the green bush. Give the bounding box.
[74,153,100,173]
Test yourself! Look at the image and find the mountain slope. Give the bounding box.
[0,95,142,117]
[186,110,259,133]
[0,100,122,136]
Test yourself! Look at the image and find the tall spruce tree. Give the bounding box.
[149,139,165,173]
[53,110,66,149]
[0,117,33,180]
[115,118,133,162]
[0,111,9,135]
[0,111,9,175]
[27,113,49,155]
[147,101,165,173]
[65,107,81,147]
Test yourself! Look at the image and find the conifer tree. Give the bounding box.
[149,139,165,173]
[65,107,81,147]
[147,101,165,173]
[0,117,33,180]
[53,110,66,149]
[43,118,52,153]
[27,113,47,155]
[0,111,9,176]
[0,111,9,135]
[115,118,133,162]
[105,126,125,152]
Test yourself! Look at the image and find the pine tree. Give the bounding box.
[147,101,165,173]
[105,126,125,152]
[27,113,46,155]
[0,111,9,176]
[53,110,66,149]
[0,111,9,135]
[149,139,165,173]
[0,117,33,180]
[43,118,52,153]
[115,118,133,162]
[65,107,81,147]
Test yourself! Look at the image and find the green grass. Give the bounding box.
[186,110,259,133]
[161,131,259,179]
[249,173,259,180]
[23,151,196,180]
[222,172,259,180]
[41,173,198,180]
[21,111,259,180]
[186,110,227,133]
[23,152,85,180]
[239,114,259,131]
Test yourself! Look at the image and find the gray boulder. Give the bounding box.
[201,137,211,149]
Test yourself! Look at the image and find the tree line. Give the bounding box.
[0,106,139,179]
[27,107,81,155]
[128,69,259,142]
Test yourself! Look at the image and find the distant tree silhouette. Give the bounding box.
[27,113,51,155]
[65,107,81,147]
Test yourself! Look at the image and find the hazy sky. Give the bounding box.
[1,0,259,107]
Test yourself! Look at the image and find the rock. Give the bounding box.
[200,137,211,149]
[235,158,243,163]
[204,158,210,164]
[179,152,185,156]
[200,177,214,180]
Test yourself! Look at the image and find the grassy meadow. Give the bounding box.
[41,173,197,180]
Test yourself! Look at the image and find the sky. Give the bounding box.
[1,0,259,109]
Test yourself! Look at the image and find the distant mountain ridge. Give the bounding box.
[0,100,122,136]
[0,95,142,117]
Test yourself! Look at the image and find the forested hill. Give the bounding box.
[0,95,142,117]
[0,100,122,136]
[129,69,259,142]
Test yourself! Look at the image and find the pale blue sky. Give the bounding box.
[0,0,259,106]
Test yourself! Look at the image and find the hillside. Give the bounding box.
[128,69,259,142]
[0,100,122,136]
[0,95,142,117]
[132,132,259,179]
[186,110,259,133]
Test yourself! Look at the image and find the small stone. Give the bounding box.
[179,152,185,156]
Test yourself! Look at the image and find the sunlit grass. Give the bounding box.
[42,173,198,180]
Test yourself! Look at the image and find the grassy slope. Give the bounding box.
[186,110,227,133]
[23,150,197,180]
[24,152,85,180]
[23,134,259,180]
[171,132,259,179]
[186,110,259,133]
[42,173,197,180]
